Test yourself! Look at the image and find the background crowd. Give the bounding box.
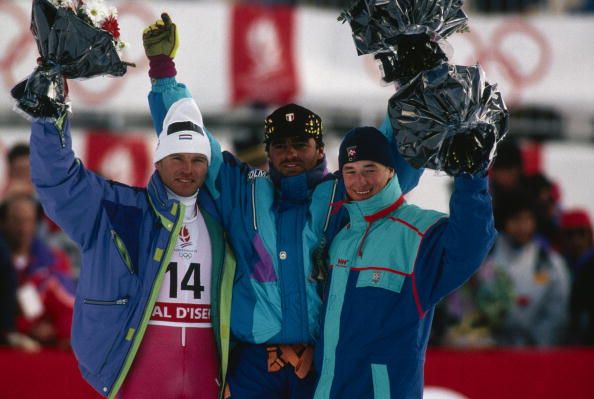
[431,139,594,348]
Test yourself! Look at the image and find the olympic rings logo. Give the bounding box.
[363,18,551,106]
[178,252,193,260]
[0,2,30,90]
[0,1,155,105]
[456,18,551,105]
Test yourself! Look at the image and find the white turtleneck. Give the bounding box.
[122,186,218,397]
[165,187,198,222]
[149,186,213,330]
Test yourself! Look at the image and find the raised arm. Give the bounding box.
[378,116,423,195]
[413,174,497,311]
[144,14,259,228]
[30,118,114,250]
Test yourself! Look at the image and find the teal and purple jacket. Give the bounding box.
[148,77,423,346]
[314,174,496,398]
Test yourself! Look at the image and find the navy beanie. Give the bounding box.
[339,127,395,170]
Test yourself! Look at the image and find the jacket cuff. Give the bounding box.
[150,76,179,91]
[148,55,177,79]
[454,173,489,192]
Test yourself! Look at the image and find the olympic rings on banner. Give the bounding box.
[362,18,551,106]
[69,2,155,104]
[0,2,32,88]
[455,18,551,104]
[0,2,156,106]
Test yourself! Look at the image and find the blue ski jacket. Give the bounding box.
[29,118,236,398]
[314,174,496,399]
[148,77,423,345]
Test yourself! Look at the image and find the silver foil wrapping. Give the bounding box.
[339,0,468,83]
[388,63,509,176]
[11,0,128,121]
[339,0,468,54]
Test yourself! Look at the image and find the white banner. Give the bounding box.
[1,2,593,116]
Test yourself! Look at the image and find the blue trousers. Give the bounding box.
[227,343,317,399]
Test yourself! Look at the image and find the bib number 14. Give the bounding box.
[165,262,205,299]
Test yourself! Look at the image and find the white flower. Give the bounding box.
[80,0,109,26]
[106,6,118,19]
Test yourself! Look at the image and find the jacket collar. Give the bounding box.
[344,175,404,225]
[147,171,183,229]
[269,157,328,203]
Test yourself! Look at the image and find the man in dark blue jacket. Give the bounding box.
[29,97,236,399]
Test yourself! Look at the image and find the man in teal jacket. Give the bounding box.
[144,14,423,399]
[29,98,235,398]
[314,127,496,398]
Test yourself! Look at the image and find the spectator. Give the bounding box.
[479,190,570,346]
[0,194,75,349]
[561,209,594,276]
[436,139,528,348]
[0,234,20,345]
[525,173,563,249]
[490,140,524,192]
[560,209,594,345]
[489,139,525,230]
[438,272,510,348]
[4,143,35,198]
[3,143,82,273]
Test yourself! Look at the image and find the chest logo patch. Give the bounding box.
[372,271,382,283]
[178,226,192,249]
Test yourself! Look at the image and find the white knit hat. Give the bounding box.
[154,98,211,164]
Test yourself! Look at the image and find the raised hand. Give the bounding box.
[143,13,179,59]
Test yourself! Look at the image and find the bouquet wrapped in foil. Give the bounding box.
[339,0,468,84]
[388,63,509,176]
[340,0,508,176]
[11,0,131,121]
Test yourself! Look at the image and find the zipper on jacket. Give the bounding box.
[111,230,134,274]
[107,204,185,399]
[323,180,338,232]
[251,182,258,231]
[83,297,129,305]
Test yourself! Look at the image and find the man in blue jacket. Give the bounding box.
[144,15,422,399]
[314,127,496,398]
[29,98,235,399]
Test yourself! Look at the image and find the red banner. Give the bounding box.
[522,141,543,176]
[84,130,153,187]
[1,348,594,398]
[425,348,594,398]
[230,5,298,105]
